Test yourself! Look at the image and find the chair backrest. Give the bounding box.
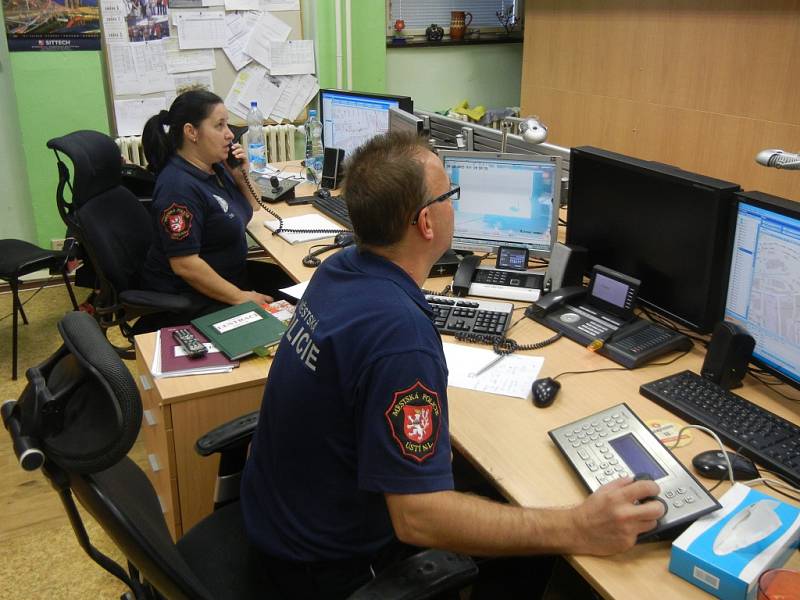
[47,130,125,226]
[3,312,215,600]
[77,186,153,297]
[47,130,154,301]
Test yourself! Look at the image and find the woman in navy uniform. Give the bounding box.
[139,90,291,321]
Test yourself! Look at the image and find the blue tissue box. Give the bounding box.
[670,483,800,600]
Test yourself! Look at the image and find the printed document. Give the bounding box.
[442,343,544,399]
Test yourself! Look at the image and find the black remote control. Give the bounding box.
[172,328,207,359]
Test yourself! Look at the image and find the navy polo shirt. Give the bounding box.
[139,155,252,294]
[241,246,454,562]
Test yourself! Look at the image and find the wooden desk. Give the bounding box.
[136,192,800,596]
[134,337,271,539]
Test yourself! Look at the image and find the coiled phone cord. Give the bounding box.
[240,167,349,237]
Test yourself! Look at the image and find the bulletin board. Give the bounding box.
[99,0,317,137]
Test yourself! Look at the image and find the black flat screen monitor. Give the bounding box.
[319,89,413,157]
[440,151,562,259]
[565,146,740,333]
[724,191,800,390]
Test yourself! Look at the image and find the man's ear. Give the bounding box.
[414,207,435,241]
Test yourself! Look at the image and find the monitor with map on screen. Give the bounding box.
[723,191,800,390]
[318,89,413,157]
[438,151,562,259]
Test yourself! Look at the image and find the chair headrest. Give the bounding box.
[47,130,123,207]
[17,311,142,474]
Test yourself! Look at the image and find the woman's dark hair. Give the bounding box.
[142,89,224,174]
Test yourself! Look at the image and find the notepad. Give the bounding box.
[264,213,340,244]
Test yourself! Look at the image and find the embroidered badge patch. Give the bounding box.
[160,203,193,240]
[385,381,442,463]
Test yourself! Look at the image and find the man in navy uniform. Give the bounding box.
[241,132,665,599]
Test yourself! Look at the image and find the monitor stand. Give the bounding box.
[428,249,463,277]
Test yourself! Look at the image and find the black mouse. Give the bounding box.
[315,188,331,200]
[531,377,560,408]
[334,232,354,247]
[692,450,759,481]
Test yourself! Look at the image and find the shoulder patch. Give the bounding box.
[385,380,442,463]
[160,203,193,240]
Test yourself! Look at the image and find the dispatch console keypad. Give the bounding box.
[558,409,697,506]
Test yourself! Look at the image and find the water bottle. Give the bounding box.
[246,101,266,172]
[304,109,324,182]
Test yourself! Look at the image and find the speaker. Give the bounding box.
[260,176,299,203]
[320,147,345,190]
[543,243,587,292]
[701,321,755,389]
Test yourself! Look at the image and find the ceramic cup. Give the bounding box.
[758,569,800,600]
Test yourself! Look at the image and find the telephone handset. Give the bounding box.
[452,255,481,296]
[227,125,248,168]
[525,285,587,318]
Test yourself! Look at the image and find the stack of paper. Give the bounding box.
[151,326,238,379]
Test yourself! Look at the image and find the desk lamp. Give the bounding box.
[500,116,548,152]
[755,149,800,170]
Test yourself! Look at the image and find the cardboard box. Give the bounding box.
[670,483,800,599]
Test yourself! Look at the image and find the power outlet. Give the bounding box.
[51,238,66,251]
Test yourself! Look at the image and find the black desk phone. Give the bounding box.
[527,265,692,368]
[452,247,544,302]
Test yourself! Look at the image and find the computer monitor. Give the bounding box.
[388,106,424,136]
[724,191,800,389]
[318,89,413,157]
[439,151,562,259]
[565,146,741,334]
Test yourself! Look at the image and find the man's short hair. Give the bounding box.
[342,131,432,247]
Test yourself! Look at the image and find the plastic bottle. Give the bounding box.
[304,109,324,181]
[246,101,266,172]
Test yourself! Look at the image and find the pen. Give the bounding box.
[470,353,506,378]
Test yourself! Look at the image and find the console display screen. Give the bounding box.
[609,433,667,480]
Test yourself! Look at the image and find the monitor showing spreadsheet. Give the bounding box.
[318,89,413,157]
[439,151,561,259]
[724,191,800,389]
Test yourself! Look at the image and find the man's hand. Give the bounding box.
[568,477,666,556]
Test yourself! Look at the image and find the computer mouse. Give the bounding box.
[692,450,759,481]
[334,232,354,247]
[531,377,560,408]
[315,188,331,200]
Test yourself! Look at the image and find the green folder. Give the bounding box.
[191,301,288,360]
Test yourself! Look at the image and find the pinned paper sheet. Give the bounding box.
[269,40,315,75]
[175,10,227,49]
[115,97,167,136]
[442,343,544,399]
[245,11,291,68]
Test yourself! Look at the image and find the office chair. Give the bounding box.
[47,130,191,356]
[0,238,78,379]
[2,311,477,600]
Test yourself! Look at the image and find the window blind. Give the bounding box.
[389,0,516,30]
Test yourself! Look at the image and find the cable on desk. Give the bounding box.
[747,368,800,403]
[550,346,692,382]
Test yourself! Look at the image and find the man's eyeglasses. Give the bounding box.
[411,185,460,225]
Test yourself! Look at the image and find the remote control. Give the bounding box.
[172,328,207,358]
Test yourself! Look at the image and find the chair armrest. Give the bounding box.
[119,289,193,312]
[347,549,478,600]
[195,411,259,457]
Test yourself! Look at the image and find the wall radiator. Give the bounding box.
[116,124,297,167]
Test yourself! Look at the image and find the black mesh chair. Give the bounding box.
[2,311,477,600]
[47,130,191,356]
[0,239,78,379]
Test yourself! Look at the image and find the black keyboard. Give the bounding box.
[312,194,352,228]
[426,295,513,336]
[640,370,800,487]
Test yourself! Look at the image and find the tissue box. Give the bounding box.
[670,483,800,599]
